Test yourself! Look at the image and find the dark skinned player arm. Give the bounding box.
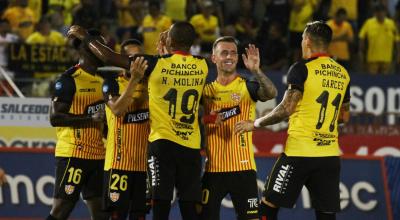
[50,74,101,127]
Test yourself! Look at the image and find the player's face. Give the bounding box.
[122,45,141,56]
[212,42,238,74]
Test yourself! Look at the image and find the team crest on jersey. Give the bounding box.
[65,185,75,195]
[231,93,241,102]
[110,192,120,202]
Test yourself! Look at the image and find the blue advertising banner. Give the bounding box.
[0,151,392,220]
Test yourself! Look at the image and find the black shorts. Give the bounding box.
[147,139,202,202]
[263,153,340,212]
[201,170,259,220]
[54,157,104,201]
[103,169,147,213]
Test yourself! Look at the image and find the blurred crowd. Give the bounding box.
[0,0,399,96]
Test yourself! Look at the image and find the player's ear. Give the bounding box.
[305,35,312,48]
[211,53,217,64]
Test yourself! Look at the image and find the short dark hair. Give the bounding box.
[149,1,160,9]
[304,21,332,47]
[169,21,196,49]
[121,39,142,48]
[374,3,386,12]
[335,8,347,16]
[212,36,238,51]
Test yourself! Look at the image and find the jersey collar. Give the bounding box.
[172,50,191,56]
[309,53,330,59]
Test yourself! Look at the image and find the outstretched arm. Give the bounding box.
[106,57,148,117]
[234,88,302,134]
[242,44,277,101]
[68,25,131,69]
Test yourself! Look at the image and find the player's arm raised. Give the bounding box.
[67,25,131,69]
[105,57,148,117]
[242,44,277,101]
[234,87,302,134]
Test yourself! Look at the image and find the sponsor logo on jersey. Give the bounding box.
[79,88,96,92]
[65,185,75,195]
[219,105,241,121]
[123,109,149,123]
[85,101,105,114]
[55,82,62,90]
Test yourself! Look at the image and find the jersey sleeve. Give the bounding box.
[102,78,120,101]
[245,78,261,102]
[129,54,158,77]
[343,81,350,103]
[52,74,76,104]
[286,61,308,92]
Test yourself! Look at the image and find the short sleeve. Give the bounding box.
[286,61,308,92]
[358,20,368,39]
[245,78,260,102]
[129,54,158,77]
[52,74,76,104]
[343,81,350,103]
[102,78,120,101]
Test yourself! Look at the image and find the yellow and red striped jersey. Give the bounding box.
[52,66,105,160]
[203,76,260,172]
[103,77,150,171]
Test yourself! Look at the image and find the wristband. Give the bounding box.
[203,114,217,124]
[253,118,263,128]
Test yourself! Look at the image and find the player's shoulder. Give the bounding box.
[57,65,79,82]
[289,60,308,72]
[63,65,79,76]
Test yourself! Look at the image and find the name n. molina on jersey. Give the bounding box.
[147,54,208,149]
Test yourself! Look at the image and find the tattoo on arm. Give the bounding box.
[258,89,303,127]
[338,102,350,124]
[254,70,278,101]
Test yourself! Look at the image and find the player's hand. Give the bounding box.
[242,44,261,74]
[157,30,169,55]
[234,120,255,134]
[129,56,148,83]
[91,110,105,122]
[67,25,88,40]
[211,110,224,126]
[0,168,7,186]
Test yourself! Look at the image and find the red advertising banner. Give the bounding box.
[253,130,400,157]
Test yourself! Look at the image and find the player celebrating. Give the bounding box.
[68,22,208,220]
[201,37,277,220]
[235,21,350,220]
[47,30,108,220]
[102,39,150,220]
